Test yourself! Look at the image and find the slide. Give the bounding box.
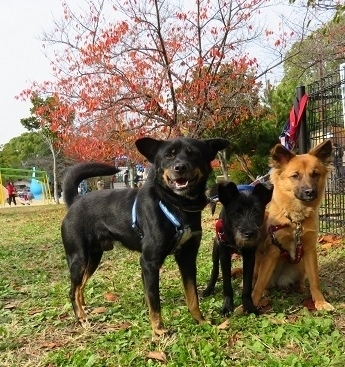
[0,185,7,206]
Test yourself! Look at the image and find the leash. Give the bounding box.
[268,222,303,264]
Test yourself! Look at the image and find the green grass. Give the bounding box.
[0,204,345,366]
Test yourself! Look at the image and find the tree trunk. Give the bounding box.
[235,154,256,182]
[48,140,60,204]
[217,150,229,181]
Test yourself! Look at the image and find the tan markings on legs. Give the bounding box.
[76,272,91,326]
[252,243,281,307]
[147,304,167,336]
[303,246,334,311]
[183,280,204,323]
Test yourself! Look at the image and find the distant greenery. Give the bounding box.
[0,132,49,168]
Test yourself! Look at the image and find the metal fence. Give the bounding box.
[307,63,345,235]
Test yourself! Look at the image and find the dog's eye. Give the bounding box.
[311,171,320,178]
[186,148,200,158]
[290,173,299,179]
[165,150,175,159]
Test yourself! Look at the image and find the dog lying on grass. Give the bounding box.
[61,136,229,335]
[203,182,272,315]
[252,140,334,311]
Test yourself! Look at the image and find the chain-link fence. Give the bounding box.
[307,63,345,235]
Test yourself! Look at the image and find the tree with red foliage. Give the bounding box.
[18,0,295,168]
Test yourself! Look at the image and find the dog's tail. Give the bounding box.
[62,162,120,208]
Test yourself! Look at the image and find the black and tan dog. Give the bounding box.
[203,182,272,315]
[61,136,229,335]
[252,140,334,311]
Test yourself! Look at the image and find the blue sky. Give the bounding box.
[0,0,63,146]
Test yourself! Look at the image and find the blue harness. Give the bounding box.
[131,197,188,254]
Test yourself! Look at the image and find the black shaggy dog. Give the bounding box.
[203,182,272,315]
[61,136,229,335]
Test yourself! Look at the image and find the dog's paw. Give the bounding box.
[198,319,212,326]
[245,306,260,316]
[82,305,92,315]
[201,287,214,298]
[153,327,170,337]
[79,318,91,328]
[220,305,233,316]
[257,297,271,308]
[314,300,335,311]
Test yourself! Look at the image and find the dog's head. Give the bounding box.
[135,137,229,198]
[218,182,272,247]
[270,140,333,203]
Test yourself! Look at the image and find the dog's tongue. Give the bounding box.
[175,178,189,189]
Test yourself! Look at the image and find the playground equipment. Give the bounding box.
[0,167,52,207]
[30,167,43,199]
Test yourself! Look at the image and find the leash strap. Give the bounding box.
[131,197,143,238]
[159,201,182,229]
[132,198,185,253]
[269,224,303,264]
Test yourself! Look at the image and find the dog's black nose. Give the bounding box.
[304,188,315,197]
[244,230,255,239]
[174,163,187,173]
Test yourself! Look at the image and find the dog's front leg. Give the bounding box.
[252,240,280,307]
[202,238,220,297]
[303,233,334,311]
[175,238,205,325]
[140,255,167,336]
[219,244,234,315]
[241,248,259,315]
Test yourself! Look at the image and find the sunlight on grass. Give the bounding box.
[0,204,345,366]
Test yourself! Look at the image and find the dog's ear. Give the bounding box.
[203,138,230,160]
[135,137,164,163]
[252,183,273,205]
[309,139,333,164]
[270,144,295,168]
[218,182,239,206]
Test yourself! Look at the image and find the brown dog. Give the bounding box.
[252,140,334,311]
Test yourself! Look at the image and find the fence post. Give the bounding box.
[297,85,308,153]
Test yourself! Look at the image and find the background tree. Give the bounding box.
[0,132,48,169]
[281,16,345,85]
[20,95,74,203]
[19,0,303,169]
[262,12,345,143]
[17,0,338,181]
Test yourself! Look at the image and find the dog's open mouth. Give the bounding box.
[168,176,197,190]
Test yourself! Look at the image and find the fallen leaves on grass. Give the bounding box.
[28,308,44,315]
[302,298,316,312]
[3,303,17,310]
[146,351,167,363]
[104,292,119,302]
[101,321,131,332]
[90,306,107,314]
[218,319,230,330]
[227,332,240,348]
[318,234,342,250]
